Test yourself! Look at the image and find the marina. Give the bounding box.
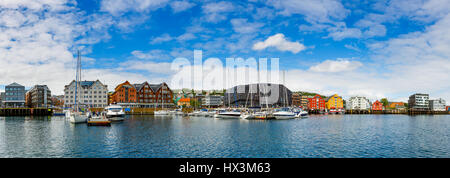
[1,114,449,158]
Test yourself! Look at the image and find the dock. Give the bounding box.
[0,108,53,116]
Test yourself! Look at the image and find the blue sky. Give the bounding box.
[0,0,449,102]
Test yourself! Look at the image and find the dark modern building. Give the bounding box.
[224,83,292,107]
[408,93,429,110]
[3,82,26,107]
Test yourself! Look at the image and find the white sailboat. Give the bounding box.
[67,50,88,124]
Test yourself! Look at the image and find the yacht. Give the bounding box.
[170,108,184,115]
[214,109,242,119]
[154,110,170,115]
[105,105,125,119]
[273,107,296,120]
[293,107,308,118]
[66,51,88,124]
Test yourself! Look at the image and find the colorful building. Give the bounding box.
[150,82,174,108]
[388,102,405,109]
[325,94,344,110]
[372,100,383,111]
[308,94,325,110]
[111,81,137,104]
[291,93,301,106]
[177,98,191,107]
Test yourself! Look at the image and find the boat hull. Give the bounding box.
[214,114,241,119]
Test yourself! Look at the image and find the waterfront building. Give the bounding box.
[388,102,405,109]
[50,95,64,107]
[325,94,344,110]
[26,85,52,108]
[429,98,446,111]
[3,82,26,108]
[177,98,192,107]
[111,81,137,104]
[202,95,223,107]
[300,95,309,109]
[223,83,292,107]
[64,80,108,108]
[308,94,326,111]
[372,100,383,111]
[150,82,174,108]
[447,106,450,112]
[291,93,301,106]
[0,92,3,107]
[134,82,157,105]
[346,96,371,110]
[408,93,429,110]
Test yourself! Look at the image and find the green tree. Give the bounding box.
[380,98,389,107]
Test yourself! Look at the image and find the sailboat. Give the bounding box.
[154,84,169,115]
[66,50,88,124]
[273,71,296,120]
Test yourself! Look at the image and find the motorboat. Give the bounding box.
[293,107,308,118]
[273,107,296,120]
[154,110,170,115]
[105,105,125,118]
[170,108,184,115]
[214,109,241,119]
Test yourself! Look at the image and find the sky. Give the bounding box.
[0,0,449,102]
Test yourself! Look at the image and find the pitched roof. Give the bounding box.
[7,82,23,87]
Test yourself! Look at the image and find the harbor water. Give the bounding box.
[0,114,449,158]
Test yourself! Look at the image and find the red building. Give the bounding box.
[307,94,325,110]
[372,100,383,111]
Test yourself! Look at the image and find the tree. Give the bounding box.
[380,98,389,107]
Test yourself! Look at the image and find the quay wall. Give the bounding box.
[0,108,53,116]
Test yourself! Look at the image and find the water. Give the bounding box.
[0,114,449,158]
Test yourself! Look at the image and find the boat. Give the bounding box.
[66,50,88,124]
[214,109,241,119]
[170,108,184,115]
[105,105,125,118]
[273,107,296,120]
[87,115,111,126]
[293,107,308,118]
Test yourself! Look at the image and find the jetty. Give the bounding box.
[0,108,53,116]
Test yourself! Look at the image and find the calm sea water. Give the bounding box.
[0,114,449,158]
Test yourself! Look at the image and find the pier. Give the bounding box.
[0,108,53,116]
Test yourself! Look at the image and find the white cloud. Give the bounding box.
[150,33,174,44]
[309,59,363,72]
[252,33,306,54]
[131,50,170,60]
[201,1,234,23]
[100,0,170,16]
[230,18,264,34]
[170,0,195,13]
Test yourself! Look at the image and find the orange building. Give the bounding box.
[388,102,405,109]
[177,98,191,107]
[372,100,383,111]
[308,94,326,110]
[111,81,137,104]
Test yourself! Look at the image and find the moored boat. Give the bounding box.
[105,105,125,118]
[273,107,296,120]
[214,109,241,119]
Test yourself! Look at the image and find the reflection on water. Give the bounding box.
[0,114,449,158]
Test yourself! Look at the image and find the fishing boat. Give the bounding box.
[67,50,88,124]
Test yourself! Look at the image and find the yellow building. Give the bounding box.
[325,94,344,110]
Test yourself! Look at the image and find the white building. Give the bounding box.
[408,93,429,110]
[346,96,371,110]
[64,80,108,108]
[429,98,446,111]
[202,95,223,107]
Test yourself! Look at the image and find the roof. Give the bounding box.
[7,82,24,87]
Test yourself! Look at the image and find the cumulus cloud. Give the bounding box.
[309,59,363,72]
[230,18,264,34]
[100,0,170,16]
[201,1,234,23]
[252,33,306,54]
